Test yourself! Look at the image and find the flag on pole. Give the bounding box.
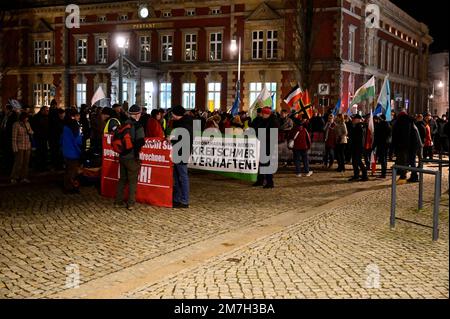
[298,89,313,119]
[370,151,377,175]
[8,99,22,110]
[91,86,106,106]
[230,86,240,116]
[367,110,374,148]
[249,85,272,119]
[283,84,303,110]
[349,76,376,108]
[332,98,341,116]
[375,75,392,122]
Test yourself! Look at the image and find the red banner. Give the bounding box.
[101,134,173,208]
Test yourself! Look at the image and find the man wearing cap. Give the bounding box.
[114,105,145,210]
[253,107,279,189]
[348,114,368,182]
[170,105,193,208]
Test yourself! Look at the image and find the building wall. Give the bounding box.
[429,52,449,117]
[0,0,432,116]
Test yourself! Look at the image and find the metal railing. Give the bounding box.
[390,164,444,241]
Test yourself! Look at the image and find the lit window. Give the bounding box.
[33,84,42,107]
[140,36,151,62]
[144,82,154,109]
[77,38,88,64]
[209,32,222,61]
[161,34,173,62]
[249,82,276,109]
[207,82,221,110]
[185,33,197,61]
[252,31,264,60]
[96,37,108,64]
[43,40,52,64]
[76,83,87,106]
[182,83,196,109]
[160,82,172,109]
[34,41,42,65]
[266,30,278,59]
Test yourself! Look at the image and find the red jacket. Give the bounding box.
[289,125,311,151]
[145,117,164,138]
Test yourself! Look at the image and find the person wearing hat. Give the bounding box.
[114,105,145,210]
[61,109,83,193]
[170,105,194,208]
[348,114,368,182]
[112,103,128,123]
[101,107,121,134]
[253,107,279,189]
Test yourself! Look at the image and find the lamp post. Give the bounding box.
[116,36,126,104]
[230,37,242,101]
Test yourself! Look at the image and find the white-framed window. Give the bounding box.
[122,82,129,103]
[34,41,42,65]
[144,82,154,109]
[209,32,222,61]
[249,82,276,109]
[185,33,197,61]
[77,38,88,64]
[96,37,108,64]
[252,31,264,60]
[98,15,107,22]
[207,82,221,110]
[162,11,172,18]
[182,82,196,109]
[186,9,196,16]
[380,41,386,70]
[211,7,221,15]
[119,14,128,21]
[43,40,52,64]
[80,17,86,23]
[76,83,87,106]
[266,30,278,60]
[160,82,172,109]
[33,83,52,107]
[348,26,356,62]
[33,84,42,107]
[161,34,173,62]
[140,36,151,62]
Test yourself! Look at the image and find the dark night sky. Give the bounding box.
[391,0,448,52]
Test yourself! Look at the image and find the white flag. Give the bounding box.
[91,86,106,106]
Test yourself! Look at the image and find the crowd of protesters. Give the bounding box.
[1,98,449,203]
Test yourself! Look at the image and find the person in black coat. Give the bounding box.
[30,105,49,171]
[253,107,280,189]
[373,114,391,178]
[348,114,368,182]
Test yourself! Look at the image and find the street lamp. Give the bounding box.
[116,36,126,105]
[230,37,242,108]
[138,4,149,19]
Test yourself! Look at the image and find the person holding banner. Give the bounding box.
[170,105,194,208]
[114,105,145,210]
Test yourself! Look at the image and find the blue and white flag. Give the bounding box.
[375,75,392,122]
[230,82,240,116]
[332,98,341,116]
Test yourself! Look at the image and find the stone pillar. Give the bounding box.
[170,72,183,107]
[219,71,228,112]
[86,74,95,106]
[53,73,62,106]
[194,72,208,111]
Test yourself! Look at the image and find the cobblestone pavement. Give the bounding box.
[128,171,449,299]
[0,164,448,299]
[0,164,384,298]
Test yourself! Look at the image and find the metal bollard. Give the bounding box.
[390,166,397,228]
[419,162,424,210]
[433,172,441,241]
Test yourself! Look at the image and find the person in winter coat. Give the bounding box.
[253,107,280,189]
[334,114,348,172]
[372,114,391,178]
[61,109,83,194]
[145,109,165,138]
[392,110,422,183]
[30,105,49,171]
[323,114,336,169]
[423,115,434,160]
[11,112,33,184]
[348,114,368,182]
[289,114,312,177]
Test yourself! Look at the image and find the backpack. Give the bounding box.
[112,123,134,155]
